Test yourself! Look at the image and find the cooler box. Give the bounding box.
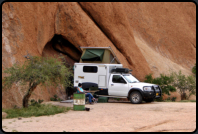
[98,97,108,103]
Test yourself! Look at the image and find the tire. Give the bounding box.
[129,91,142,104]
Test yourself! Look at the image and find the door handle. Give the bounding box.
[111,84,114,86]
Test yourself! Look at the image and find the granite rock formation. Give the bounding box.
[2,2,196,108]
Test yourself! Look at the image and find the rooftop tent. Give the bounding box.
[79,47,121,64]
[81,49,105,61]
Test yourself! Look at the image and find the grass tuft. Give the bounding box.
[179,100,196,102]
[2,104,71,119]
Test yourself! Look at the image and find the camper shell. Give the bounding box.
[73,47,162,104]
[74,46,122,91]
[74,63,123,89]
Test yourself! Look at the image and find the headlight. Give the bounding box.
[143,86,152,91]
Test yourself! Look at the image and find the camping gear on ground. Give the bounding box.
[84,107,90,111]
[98,97,108,103]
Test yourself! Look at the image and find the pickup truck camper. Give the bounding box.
[73,47,161,104]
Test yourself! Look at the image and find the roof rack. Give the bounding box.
[111,68,132,73]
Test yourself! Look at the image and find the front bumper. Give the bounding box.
[142,86,162,100]
[153,85,162,98]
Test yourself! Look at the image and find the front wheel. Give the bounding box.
[129,91,142,104]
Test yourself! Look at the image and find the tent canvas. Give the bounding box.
[79,47,121,64]
[81,49,105,61]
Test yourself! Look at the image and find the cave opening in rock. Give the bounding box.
[42,34,82,99]
[42,34,82,66]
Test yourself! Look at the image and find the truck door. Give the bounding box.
[108,74,128,96]
[98,65,107,88]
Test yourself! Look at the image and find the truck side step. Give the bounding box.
[97,95,127,98]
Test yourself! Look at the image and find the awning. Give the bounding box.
[81,49,105,61]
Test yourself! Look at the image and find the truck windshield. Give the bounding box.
[123,74,139,83]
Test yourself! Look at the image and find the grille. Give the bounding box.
[154,86,160,91]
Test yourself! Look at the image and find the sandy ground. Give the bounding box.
[2,100,196,132]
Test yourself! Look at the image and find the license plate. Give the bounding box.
[156,93,159,96]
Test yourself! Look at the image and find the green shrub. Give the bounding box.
[144,74,176,97]
[155,97,163,102]
[144,74,153,83]
[114,98,120,101]
[166,97,171,100]
[145,71,196,101]
[2,104,71,119]
[50,94,62,101]
[164,100,172,102]
[192,63,196,76]
[29,99,44,107]
[190,100,196,102]
[179,100,191,102]
[58,98,62,101]
[179,100,196,102]
[50,97,56,101]
[171,97,176,102]
[170,71,196,100]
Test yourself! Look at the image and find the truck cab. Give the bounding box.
[107,73,161,103]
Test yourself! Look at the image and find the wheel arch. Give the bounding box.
[82,82,98,90]
[128,88,143,98]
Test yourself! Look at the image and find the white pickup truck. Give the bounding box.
[73,63,161,104]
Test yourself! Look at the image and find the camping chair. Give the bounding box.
[88,87,98,103]
[84,87,98,104]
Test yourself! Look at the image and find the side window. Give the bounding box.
[83,66,98,73]
[112,75,126,83]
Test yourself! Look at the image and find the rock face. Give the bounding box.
[2,2,196,108]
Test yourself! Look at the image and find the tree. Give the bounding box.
[144,71,196,100]
[2,55,73,108]
[171,71,196,100]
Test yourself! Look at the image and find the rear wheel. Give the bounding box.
[129,91,142,104]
